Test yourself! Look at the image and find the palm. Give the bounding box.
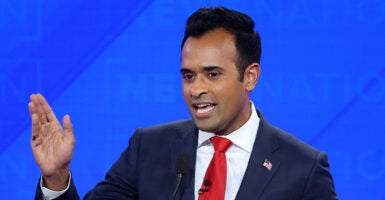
[32,119,74,176]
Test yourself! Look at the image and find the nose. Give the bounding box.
[190,77,208,98]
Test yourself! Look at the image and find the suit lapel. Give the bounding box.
[235,112,281,199]
[168,120,199,200]
[168,113,281,199]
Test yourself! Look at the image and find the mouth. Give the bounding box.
[192,103,216,117]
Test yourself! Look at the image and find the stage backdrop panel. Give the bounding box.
[0,0,384,199]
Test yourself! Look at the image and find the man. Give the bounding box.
[29,6,338,200]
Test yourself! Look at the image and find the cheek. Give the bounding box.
[182,85,190,99]
[215,81,242,96]
[217,83,245,105]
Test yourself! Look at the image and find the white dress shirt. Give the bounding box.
[194,102,260,200]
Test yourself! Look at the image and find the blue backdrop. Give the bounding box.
[1,0,384,199]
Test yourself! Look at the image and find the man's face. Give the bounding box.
[181,28,256,135]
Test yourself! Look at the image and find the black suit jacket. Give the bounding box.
[35,111,337,199]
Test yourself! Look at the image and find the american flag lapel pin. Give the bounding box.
[263,159,273,171]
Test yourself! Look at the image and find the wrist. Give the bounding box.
[42,167,70,191]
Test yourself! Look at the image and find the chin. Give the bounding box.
[192,116,223,132]
[194,121,211,131]
[195,123,219,133]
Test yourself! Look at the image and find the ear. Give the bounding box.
[243,63,260,92]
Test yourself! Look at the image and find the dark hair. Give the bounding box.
[181,6,261,81]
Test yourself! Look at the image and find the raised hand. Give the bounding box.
[28,93,75,190]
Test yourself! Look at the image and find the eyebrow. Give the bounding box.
[180,68,190,73]
[180,65,223,73]
[202,66,222,71]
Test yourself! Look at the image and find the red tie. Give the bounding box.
[198,136,232,200]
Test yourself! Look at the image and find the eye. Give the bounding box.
[208,71,220,78]
[182,72,194,80]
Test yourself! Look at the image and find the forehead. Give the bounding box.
[181,28,237,70]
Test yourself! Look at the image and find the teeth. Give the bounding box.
[197,105,215,114]
[196,103,211,108]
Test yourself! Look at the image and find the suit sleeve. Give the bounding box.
[34,177,80,200]
[83,129,142,199]
[302,152,338,200]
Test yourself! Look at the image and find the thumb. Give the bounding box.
[62,114,74,135]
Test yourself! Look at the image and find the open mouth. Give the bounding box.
[193,103,216,115]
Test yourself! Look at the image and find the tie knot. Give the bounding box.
[210,136,232,152]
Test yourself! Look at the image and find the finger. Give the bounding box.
[63,115,75,144]
[29,97,40,144]
[29,94,39,117]
[28,101,36,117]
[30,113,42,144]
[62,115,74,135]
[37,94,58,123]
[30,94,48,124]
[29,101,41,136]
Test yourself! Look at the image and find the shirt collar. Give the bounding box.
[197,101,260,153]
